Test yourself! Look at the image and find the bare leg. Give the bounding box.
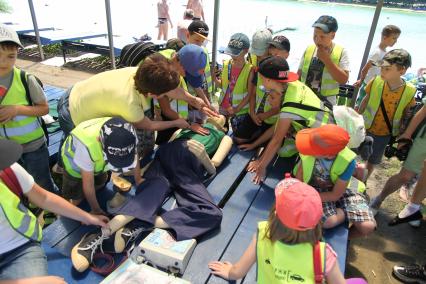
[323,208,345,229]
[411,160,426,204]
[349,220,376,239]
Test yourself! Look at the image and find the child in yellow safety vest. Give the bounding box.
[294,124,376,238]
[0,24,59,195]
[208,172,350,283]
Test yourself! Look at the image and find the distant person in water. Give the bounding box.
[177,9,194,43]
[186,0,205,21]
[157,0,173,40]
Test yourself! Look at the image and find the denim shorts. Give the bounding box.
[367,132,392,165]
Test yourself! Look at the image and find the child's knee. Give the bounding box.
[323,209,345,228]
[354,221,376,236]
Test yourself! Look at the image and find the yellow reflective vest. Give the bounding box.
[300,44,344,97]
[363,76,416,136]
[62,117,110,178]
[257,221,326,284]
[0,181,42,242]
[0,67,44,144]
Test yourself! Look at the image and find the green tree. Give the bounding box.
[0,0,12,13]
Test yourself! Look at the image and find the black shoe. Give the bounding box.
[393,264,426,284]
[71,230,109,272]
[389,210,423,226]
[114,219,152,253]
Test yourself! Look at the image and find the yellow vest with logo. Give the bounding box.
[62,117,110,178]
[300,44,344,97]
[256,221,326,284]
[296,147,366,193]
[363,76,416,136]
[159,49,190,119]
[0,181,42,242]
[0,67,44,145]
[219,60,251,115]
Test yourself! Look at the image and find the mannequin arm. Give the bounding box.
[211,135,233,167]
[186,139,216,175]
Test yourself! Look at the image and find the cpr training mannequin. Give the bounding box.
[71,115,233,272]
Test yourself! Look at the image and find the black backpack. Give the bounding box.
[117,41,159,68]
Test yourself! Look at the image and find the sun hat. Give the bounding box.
[188,20,209,40]
[374,49,412,69]
[250,29,272,56]
[312,15,338,33]
[295,124,350,156]
[275,174,322,231]
[100,118,138,173]
[177,44,207,88]
[0,24,23,48]
[268,35,291,52]
[258,56,298,83]
[224,33,250,57]
[0,140,23,170]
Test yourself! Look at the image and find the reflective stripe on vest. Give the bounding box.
[363,76,416,136]
[300,44,344,97]
[203,47,213,94]
[62,117,110,178]
[256,221,325,284]
[278,137,298,158]
[0,67,44,144]
[219,60,251,115]
[0,182,42,242]
[297,147,366,193]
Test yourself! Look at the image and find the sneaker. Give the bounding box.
[114,220,152,253]
[389,210,423,227]
[392,264,426,284]
[71,230,109,272]
[369,196,382,216]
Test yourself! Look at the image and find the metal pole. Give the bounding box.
[351,0,383,107]
[27,0,44,60]
[211,0,220,94]
[104,0,116,69]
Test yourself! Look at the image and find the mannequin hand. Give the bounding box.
[208,261,232,280]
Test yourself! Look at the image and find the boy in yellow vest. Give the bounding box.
[358,49,416,180]
[0,24,59,195]
[208,174,347,283]
[298,16,350,106]
[0,139,108,282]
[61,117,140,217]
[294,125,376,238]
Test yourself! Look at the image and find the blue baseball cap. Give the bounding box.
[177,44,207,88]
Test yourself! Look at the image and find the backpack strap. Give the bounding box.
[0,167,24,199]
[313,241,324,284]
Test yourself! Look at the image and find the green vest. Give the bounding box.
[278,81,334,157]
[296,147,366,193]
[0,181,42,242]
[159,49,190,119]
[203,47,213,94]
[62,117,110,178]
[256,221,326,284]
[219,60,251,115]
[300,44,344,97]
[0,67,44,144]
[363,76,416,136]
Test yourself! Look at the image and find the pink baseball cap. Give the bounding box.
[275,175,323,231]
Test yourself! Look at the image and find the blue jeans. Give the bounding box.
[0,241,47,280]
[57,88,75,168]
[19,143,60,194]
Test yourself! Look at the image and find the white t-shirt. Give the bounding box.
[0,163,35,254]
[73,138,95,172]
[364,46,386,83]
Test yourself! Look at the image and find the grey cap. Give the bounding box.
[0,24,23,48]
[250,29,272,56]
[224,33,250,56]
[375,49,412,69]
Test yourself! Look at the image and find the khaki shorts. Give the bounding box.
[62,171,109,200]
[403,124,426,174]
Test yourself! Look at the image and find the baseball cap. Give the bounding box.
[188,20,209,40]
[312,15,338,33]
[295,124,349,156]
[177,44,207,88]
[250,29,272,56]
[224,33,250,57]
[100,118,138,173]
[374,49,412,69]
[0,24,23,48]
[258,56,298,83]
[275,175,322,231]
[268,35,291,52]
[0,140,23,170]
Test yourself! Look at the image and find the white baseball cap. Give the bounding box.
[0,24,23,48]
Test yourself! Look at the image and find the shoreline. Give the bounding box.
[298,0,426,14]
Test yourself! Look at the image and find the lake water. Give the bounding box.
[2,0,426,81]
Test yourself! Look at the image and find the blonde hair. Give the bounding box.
[265,203,322,245]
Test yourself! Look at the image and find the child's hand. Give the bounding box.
[239,143,256,151]
[83,213,109,228]
[249,112,262,126]
[208,261,233,279]
[0,105,18,123]
[353,79,362,88]
[190,123,210,135]
[316,45,331,64]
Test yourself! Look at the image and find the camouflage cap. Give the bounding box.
[375,49,412,69]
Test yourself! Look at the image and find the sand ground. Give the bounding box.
[16,58,425,284]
